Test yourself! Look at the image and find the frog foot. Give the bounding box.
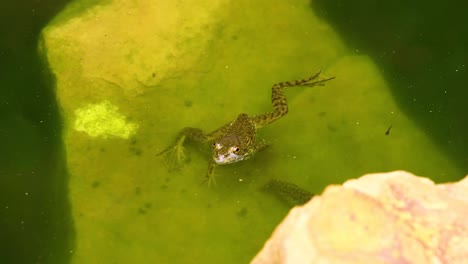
[301,72,335,87]
[200,174,217,187]
[206,173,217,187]
[157,136,187,170]
[201,162,217,187]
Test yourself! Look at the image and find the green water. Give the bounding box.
[312,0,468,173]
[0,1,73,263]
[1,0,466,264]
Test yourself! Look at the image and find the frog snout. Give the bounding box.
[213,154,225,164]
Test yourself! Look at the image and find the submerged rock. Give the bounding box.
[252,171,468,264]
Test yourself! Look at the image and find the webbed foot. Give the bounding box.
[205,174,217,187]
[300,71,335,87]
[201,161,217,187]
[157,135,187,170]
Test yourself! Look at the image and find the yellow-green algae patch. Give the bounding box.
[74,100,138,139]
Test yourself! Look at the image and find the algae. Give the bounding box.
[74,100,138,138]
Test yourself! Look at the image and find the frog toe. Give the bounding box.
[203,174,216,187]
[161,145,187,170]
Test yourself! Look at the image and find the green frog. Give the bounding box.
[157,71,334,185]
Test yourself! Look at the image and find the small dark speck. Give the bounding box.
[100,148,106,152]
[130,139,137,145]
[129,147,142,156]
[206,203,212,209]
[318,111,327,117]
[237,207,248,218]
[165,177,170,182]
[180,188,187,194]
[135,187,141,195]
[385,125,393,136]
[161,184,168,190]
[144,202,152,209]
[91,181,100,188]
[138,208,146,215]
[152,72,156,78]
[327,124,337,132]
[184,100,193,107]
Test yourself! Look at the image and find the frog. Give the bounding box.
[157,71,335,185]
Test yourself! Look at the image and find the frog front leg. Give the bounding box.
[156,127,208,170]
[157,123,230,171]
[253,139,269,153]
[206,161,217,186]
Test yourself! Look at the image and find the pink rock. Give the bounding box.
[252,171,468,264]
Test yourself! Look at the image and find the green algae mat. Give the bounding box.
[41,0,463,263]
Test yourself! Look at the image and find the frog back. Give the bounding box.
[226,113,256,146]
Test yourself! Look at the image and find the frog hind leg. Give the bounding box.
[251,71,335,128]
[157,127,208,170]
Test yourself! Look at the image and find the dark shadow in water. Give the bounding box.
[0,1,73,263]
[311,0,468,179]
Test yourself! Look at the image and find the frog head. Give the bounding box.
[211,136,253,164]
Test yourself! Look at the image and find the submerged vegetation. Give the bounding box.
[263,179,314,206]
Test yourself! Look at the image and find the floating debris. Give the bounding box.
[385,125,392,136]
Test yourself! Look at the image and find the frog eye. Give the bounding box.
[232,147,240,153]
[213,143,222,150]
